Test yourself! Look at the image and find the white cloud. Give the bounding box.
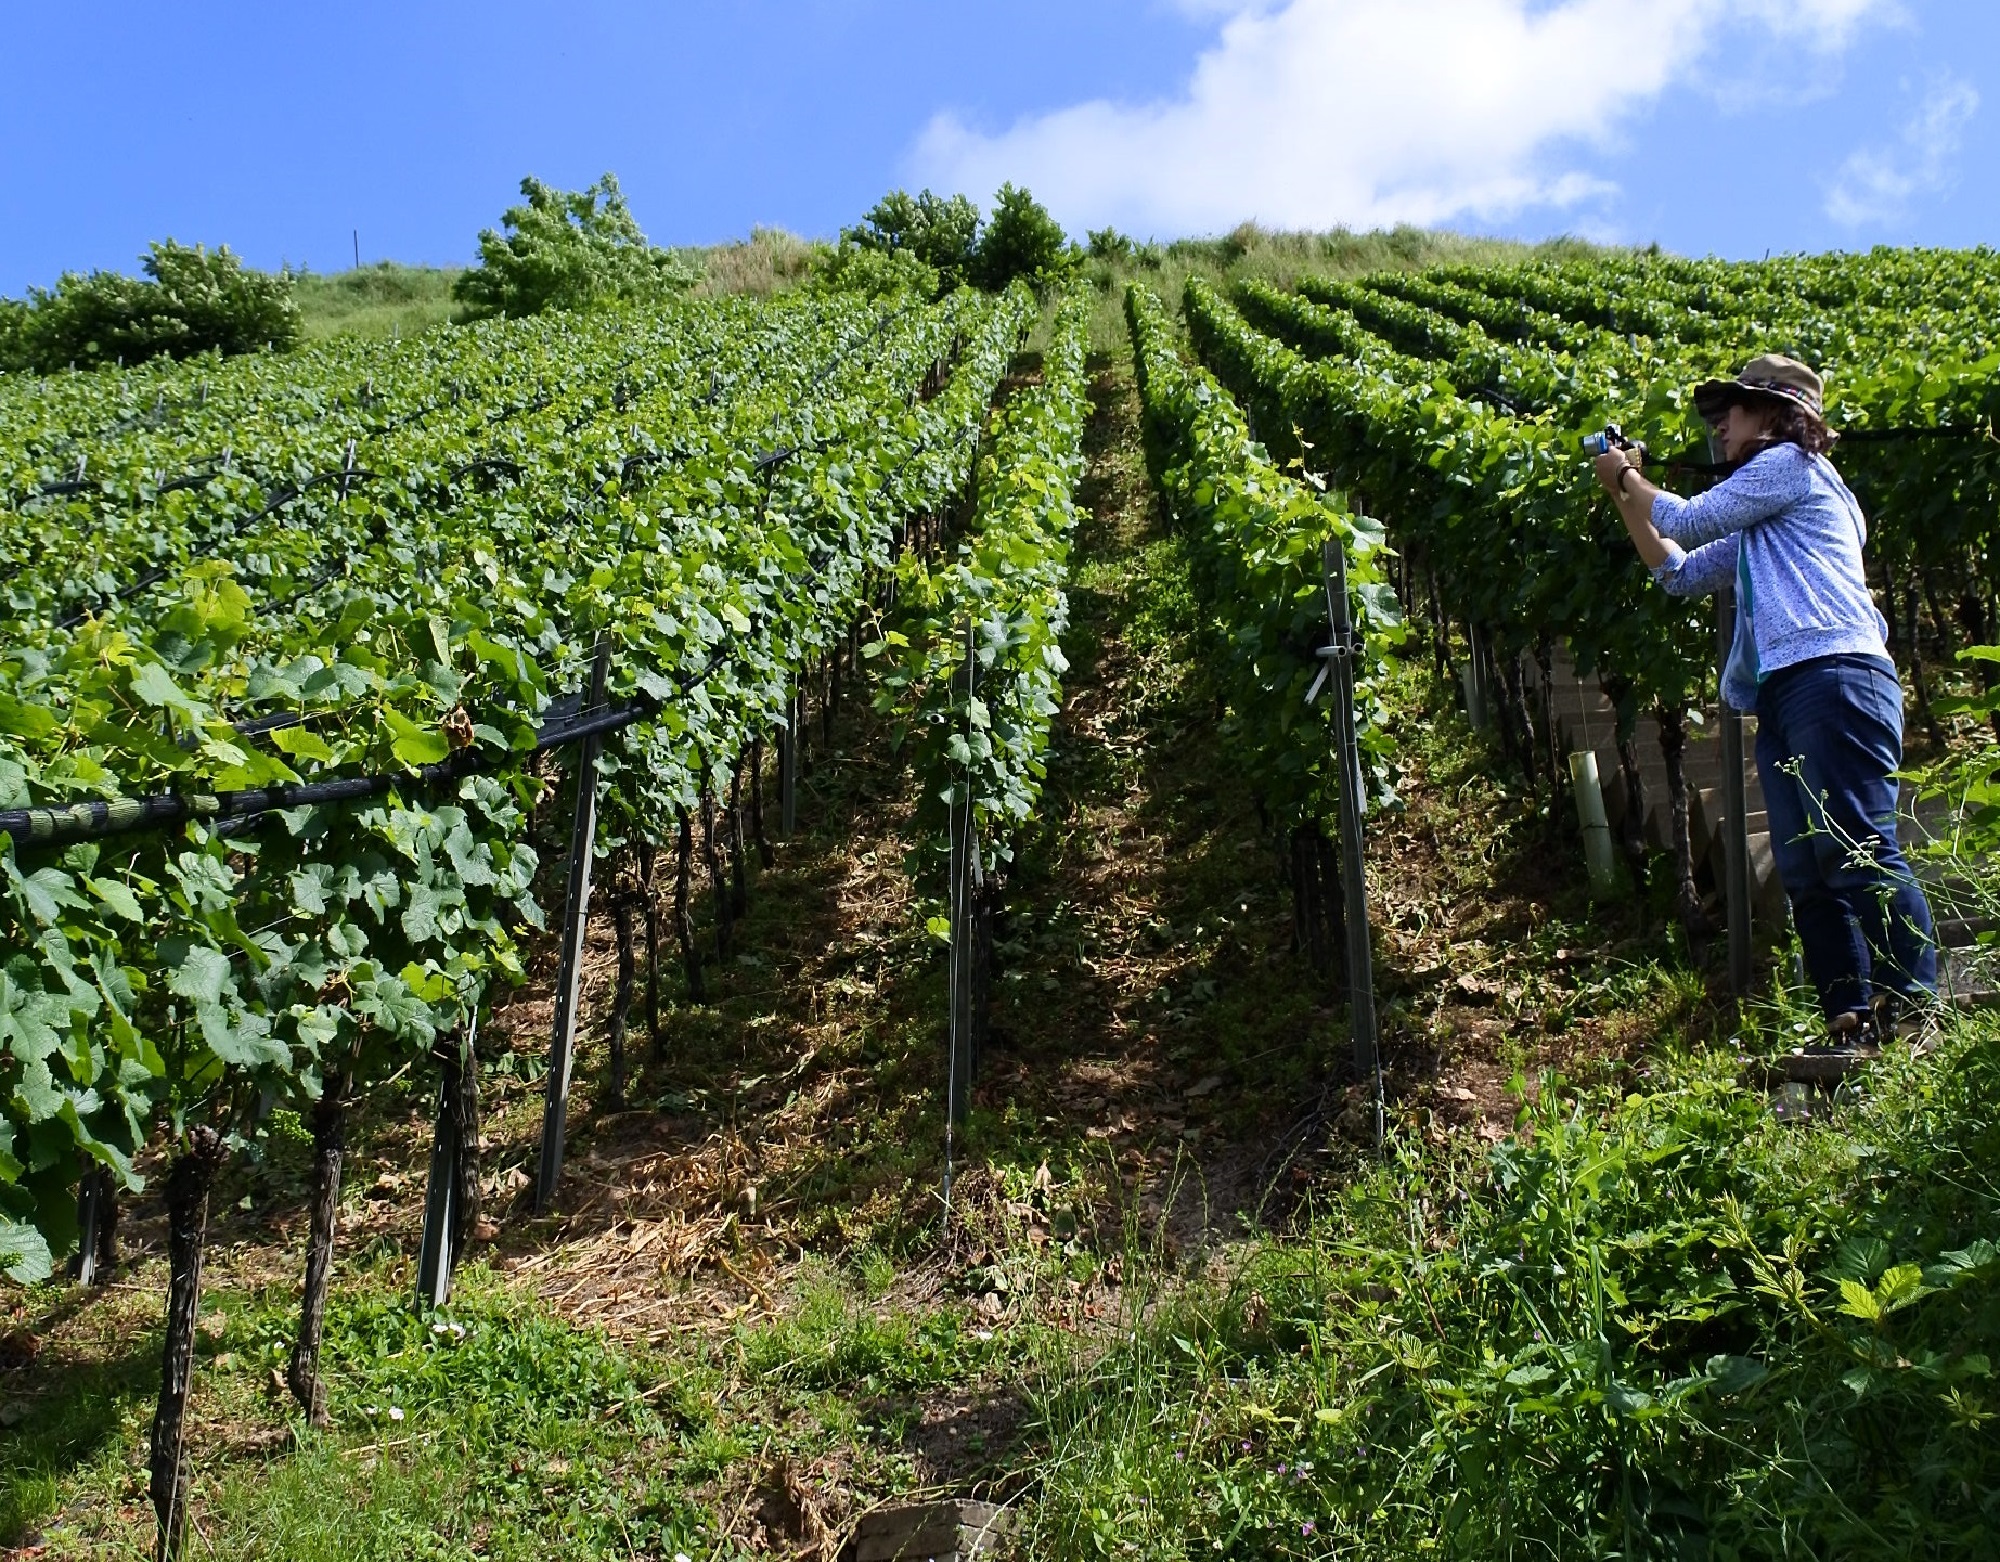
[912,0,1895,236]
[1824,76,1980,226]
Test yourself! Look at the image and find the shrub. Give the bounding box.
[451,173,698,321]
[1,241,301,372]
[1087,227,1135,262]
[843,189,981,291]
[808,240,940,301]
[0,299,28,372]
[973,184,1077,290]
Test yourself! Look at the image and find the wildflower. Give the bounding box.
[1277,1463,1289,1475]
[1302,1521,1317,1537]
[388,1406,404,1422]
[1241,1440,1252,1452]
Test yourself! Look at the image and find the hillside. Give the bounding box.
[287,225,1611,343]
[4,248,1998,1560]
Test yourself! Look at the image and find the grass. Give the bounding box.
[288,224,1619,345]
[1025,1017,2000,1559]
[6,346,1994,1559]
[289,230,821,341]
[291,263,461,340]
[686,226,821,299]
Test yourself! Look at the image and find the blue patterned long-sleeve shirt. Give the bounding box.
[1648,441,1891,711]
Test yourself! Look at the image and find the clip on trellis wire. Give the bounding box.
[1316,537,1384,1148]
[535,636,613,1213]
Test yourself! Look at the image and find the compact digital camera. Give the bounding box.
[1582,423,1648,460]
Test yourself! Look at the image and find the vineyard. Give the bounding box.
[5,243,2000,1559]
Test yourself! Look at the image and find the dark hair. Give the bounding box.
[1749,396,1838,456]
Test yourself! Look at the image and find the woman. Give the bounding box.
[1594,353,1936,1058]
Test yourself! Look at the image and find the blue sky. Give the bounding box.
[1,0,1993,295]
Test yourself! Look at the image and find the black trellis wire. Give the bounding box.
[250,299,934,629]
[2,406,980,853]
[28,304,1000,1562]
[248,314,966,770]
[20,313,990,1307]
[9,301,918,668]
[1652,420,1996,480]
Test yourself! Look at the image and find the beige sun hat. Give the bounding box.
[1693,354,1825,420]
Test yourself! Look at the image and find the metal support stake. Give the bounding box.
[536,639,611,1211]
[1463,622,1493,732]
[70,1161,109,1286]
[780,693,799,841]
[946,626,980,1128]
[416,1012,477,1307]
[1321,540,1383,1142]
[1717,587,1754,996]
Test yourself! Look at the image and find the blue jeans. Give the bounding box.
[1754,653,1937,1020]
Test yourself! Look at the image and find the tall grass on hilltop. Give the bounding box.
[291,262,460,340]
[283,224,1635,345]
[687,226,820,298]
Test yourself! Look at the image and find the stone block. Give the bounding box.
[848,1500,1014,1562]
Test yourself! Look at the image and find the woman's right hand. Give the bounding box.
[1594,449,1638,495]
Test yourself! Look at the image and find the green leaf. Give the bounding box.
[272,725,338,764]
[0,1217,52,1285]
[86,877,145,924]
[129,661,201,716]
[169,946,232,1006]
[1837,1278,1882,1323]
[402,883,444,944]
[197,1002,286,1069]
[12,867,85,924]
[383,707,451,768]
[1875,1263,1927,1314]
[0,695,57,740]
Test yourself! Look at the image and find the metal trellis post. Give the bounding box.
[946,626,980,1127]
[536,638,612,1211]
[1463,622,1493,732]
[780,692,800,841]
[417,1012,477,1308]
[1321,539,1383,1141]
[70,1161,109,1286]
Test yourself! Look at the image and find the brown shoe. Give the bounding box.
[1781,1012,1880,1084]
[1871,992,1941,1056]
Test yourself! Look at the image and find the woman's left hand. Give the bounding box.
[1594,450,1637,495]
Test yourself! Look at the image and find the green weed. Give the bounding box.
[1026,1020,2000,1558]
